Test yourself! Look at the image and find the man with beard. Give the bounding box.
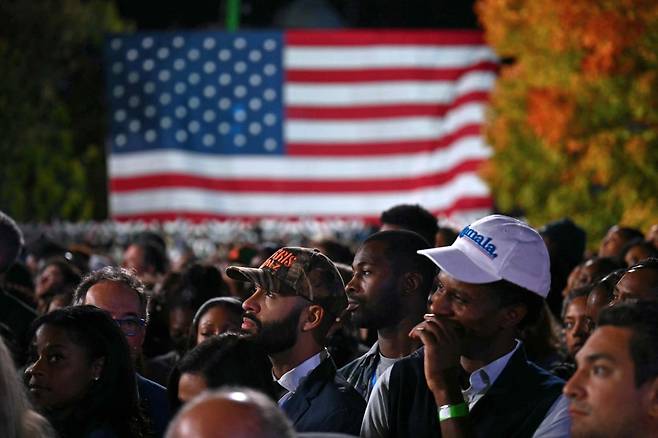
[226,247,366,435]
[340,230,436,401]
[362,215,569,437]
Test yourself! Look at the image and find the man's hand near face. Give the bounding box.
[410,314,472,438]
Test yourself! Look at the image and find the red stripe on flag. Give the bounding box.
[431,195,494,217]
[112,196,493,224]
[286,92,489,120]
[285,62,498,83]
[110,159,485,194]
[287,124,483,156]
[286,30,487,46]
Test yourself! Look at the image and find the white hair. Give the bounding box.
[0,336,54,438]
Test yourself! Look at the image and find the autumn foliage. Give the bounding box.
[476,0,658,244]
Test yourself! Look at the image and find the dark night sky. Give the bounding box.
[114,0,479,30]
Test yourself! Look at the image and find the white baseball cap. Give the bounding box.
[417,215,551,297]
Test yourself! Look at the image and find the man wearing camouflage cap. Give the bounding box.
[226,247,365,435]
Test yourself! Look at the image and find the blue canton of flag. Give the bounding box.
[105,32,284,155]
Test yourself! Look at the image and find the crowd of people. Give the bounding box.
[1,205,658,438]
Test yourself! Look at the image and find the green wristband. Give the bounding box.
[438,402,469,422]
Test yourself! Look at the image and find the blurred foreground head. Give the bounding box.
[165,388,295,438]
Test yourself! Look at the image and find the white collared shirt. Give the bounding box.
[275,349,328,406]
[461,340,520,407]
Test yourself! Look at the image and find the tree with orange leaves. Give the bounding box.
[476,0,658,244]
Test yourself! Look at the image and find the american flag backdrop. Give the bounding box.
[105,30,497,222]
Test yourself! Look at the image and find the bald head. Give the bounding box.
[166,389,295,438]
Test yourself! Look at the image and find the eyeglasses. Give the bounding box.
[113,317,146,337]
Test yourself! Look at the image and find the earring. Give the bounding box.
[93,376,100,381]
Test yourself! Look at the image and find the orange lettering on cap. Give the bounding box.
[280,252,297,268]
[262,257,282,271]
[267,249,297,269]
[272,249,286,262]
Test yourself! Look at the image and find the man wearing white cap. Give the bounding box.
[361,215,570,438]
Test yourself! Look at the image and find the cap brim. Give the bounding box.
[226,266,277,292]
[225,265,263,284]
[417,246,501,284]
[225,266,291,295]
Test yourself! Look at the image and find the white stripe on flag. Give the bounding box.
[285,103,485,142]
[109,136,490,179]
[285,72,496,106]
[110,173,490,215]
[285,46,497,69]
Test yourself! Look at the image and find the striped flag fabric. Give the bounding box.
[105,30,497,222]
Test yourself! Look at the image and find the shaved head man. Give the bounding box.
[166,388,295,438]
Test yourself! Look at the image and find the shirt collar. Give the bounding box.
[276,349,328,393]
[463,340,521,398]
[366,341,380,356]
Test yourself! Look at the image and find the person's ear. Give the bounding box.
[91,357,105,381]
[646,377,658,419]
[499,304,527,329]
[401,272,422,295]
[302,304,324,332]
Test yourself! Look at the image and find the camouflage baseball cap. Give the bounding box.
[225,247,347,316]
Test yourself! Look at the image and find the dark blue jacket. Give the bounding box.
[282,357,366,435]
[339,342,380,401]
[137,373,171,438]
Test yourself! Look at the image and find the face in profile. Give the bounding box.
[599,227,624,258]
[564,325,655,438]
[563,264,583,297]
[25,324,103,411]
[624,244,653,268]
[195,306,241,346]
[36,264,64,298]
[241,286,306,355]
[573,259,606,290]
[346,240,402,329]
[612,267,658,305]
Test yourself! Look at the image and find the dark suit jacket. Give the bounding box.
[137,373,171,438]
[282,357,366,436]
[0,288,37,363]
